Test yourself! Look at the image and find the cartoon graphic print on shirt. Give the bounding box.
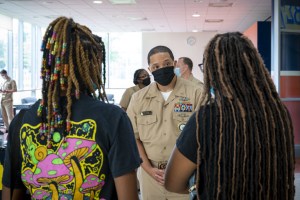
[20,119,106,200]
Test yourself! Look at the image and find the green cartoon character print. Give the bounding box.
[20,119,106,200]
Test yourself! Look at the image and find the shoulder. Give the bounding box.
[176,77,204,92]
[123,85,139,95]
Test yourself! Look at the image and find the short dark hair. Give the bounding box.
[133,69,146,85]
[0,69,7,75]
[179,57,193,70]
[147,45,174,65]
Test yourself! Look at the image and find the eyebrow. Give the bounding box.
[150,58,172,67]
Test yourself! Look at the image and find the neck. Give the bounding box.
[182,71,192,80]
[138,84,145,89]
[156,76,176,92]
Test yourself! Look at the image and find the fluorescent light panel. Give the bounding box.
[209,3,233,7]
[205,19,224,23]
[109,0,136,4]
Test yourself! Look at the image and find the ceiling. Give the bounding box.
[0,0,271,33]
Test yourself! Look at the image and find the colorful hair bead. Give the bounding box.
[50,32,56,44]
[66,120,71,132]
[48,53,52,65]
[51,42,58,55]
[41,40,46,51]
[55,57,61,70]
[64,64,69,77]
[62,43,67,55]
[46,38,51,49]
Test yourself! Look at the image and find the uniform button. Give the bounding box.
[163,146,166,150]
[164,119,167,122]
[163,133,166,136]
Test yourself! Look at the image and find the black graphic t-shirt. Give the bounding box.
[3,94,141,200]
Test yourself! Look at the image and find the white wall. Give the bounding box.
[142,32,217,82]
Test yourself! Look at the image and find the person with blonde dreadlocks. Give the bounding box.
[2,17,140,200]
[165,32,295,200]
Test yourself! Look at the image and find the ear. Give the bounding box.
[173,60,177,67]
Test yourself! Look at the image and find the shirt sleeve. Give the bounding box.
[119,89,131,109]
[2,111,25,189]
[176,112,198,164]
[126,93,139,139]
[108,112,141,178]
[194,84,206,111]
[12,80,17,91]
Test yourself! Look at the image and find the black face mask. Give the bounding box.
[142,77,151,86]
[152,66,175,86]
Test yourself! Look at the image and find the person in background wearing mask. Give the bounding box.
[175,57,203,85]
[0,69,17,133]
[127,45,206,200]
[119,69,151,111]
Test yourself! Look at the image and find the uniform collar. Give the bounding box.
[146,77,187,101]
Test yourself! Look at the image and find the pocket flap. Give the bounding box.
[137,115,157,125]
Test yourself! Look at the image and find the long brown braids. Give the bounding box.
[38,17,107,148]
[196,32,295,199]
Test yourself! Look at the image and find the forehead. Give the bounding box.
[139,70,148,75]
[178,58,184,63]
[149,52,173,65]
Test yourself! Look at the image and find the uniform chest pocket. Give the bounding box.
[173,113,193,134]
[137,115,157,125]
[136,115,157,141]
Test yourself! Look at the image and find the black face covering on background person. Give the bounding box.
[152,66,175,86]
[142,77,151,86]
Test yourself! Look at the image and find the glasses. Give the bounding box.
[198,63,203,72]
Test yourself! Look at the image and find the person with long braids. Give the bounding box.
[2,17,140,200]
[165,32,295,200]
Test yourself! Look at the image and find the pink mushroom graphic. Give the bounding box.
[21,169,39,193]
[57,137,97,199]
[80,174,105,200]
[32,154,73,200]
[32,189,50,199]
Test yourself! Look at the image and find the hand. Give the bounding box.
[149,167,165,185]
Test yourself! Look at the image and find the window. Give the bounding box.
[0,28,8,72]
[107,32,142,88]
[23,22,32,90]
[12,18,19,84]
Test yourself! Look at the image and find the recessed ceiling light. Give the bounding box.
[93,0,103,4]
[43,1,54,4]
[209,3,233,7]
[128,16,147,21]
[203,30,218,32]
[205,19,224,23]
[192,29,198,32]
[192,13,200,17]
[109,0,136,5]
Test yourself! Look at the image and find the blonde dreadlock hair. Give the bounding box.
[38,17,107,148]
[196,32,295,199]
